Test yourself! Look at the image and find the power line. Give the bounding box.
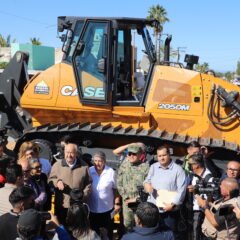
[189,48,240,52]
[0,10,54,28]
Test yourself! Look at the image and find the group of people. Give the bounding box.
[0,137,240,240]
[178,142,240,240]
[101,142,240,240]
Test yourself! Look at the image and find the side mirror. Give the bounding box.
[59,34,67,42]
[98,58,106,74]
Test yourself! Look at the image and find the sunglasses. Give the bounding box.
[31,165,42,170]
[227,168,239,172]
[188,162,197,165]
[128,152,138,156]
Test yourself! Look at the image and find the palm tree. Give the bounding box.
[0,34,16,47]
[30,37,42,45]
[236,60,240,76]
[224,71,235,81]
[194,62,209,72]
[147,4,169,63]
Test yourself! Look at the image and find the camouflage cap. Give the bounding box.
[127,144,141,153]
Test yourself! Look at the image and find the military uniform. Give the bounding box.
[117,160,149,230]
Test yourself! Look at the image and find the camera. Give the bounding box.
[218,204,234,216]
[127,186,148,210]
[53,144,65,161]
[0,128,7,145]
[39,212,51,221]
[194,178,220,197]
[137,185,149,202]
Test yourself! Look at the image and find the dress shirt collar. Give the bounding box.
[67,159,77,168]
[62,157,81,168]
[91,165,108,176]
[158,160,174,169]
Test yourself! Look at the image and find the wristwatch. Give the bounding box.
[202,205,209,211]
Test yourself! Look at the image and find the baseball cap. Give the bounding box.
[18,209,41,231]
[127,145,141,154]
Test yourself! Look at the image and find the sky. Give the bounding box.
[1,0,240,72]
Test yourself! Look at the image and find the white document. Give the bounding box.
[156,190,177,208]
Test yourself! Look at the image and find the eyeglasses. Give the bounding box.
[128,152,138,156]
[26,151,34,156]
[23,169,30,174]
[188,162,197,165]
[31,165,42,170]
[227,168,239,172]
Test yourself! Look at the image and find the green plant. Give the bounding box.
[30,37,42,45]
[147,4,169,63]
[0,34,16,47]
[0,62,8,69]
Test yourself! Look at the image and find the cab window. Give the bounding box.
[73,22,109,104]
[115,28,151,105]
[66,21,84,62]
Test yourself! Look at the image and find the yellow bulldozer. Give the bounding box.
[0,16,239,165]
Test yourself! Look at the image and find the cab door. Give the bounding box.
[72,20,111,105]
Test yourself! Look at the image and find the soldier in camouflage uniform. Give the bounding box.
[117,144,149,230]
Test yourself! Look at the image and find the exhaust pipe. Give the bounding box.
[164,35,172,65]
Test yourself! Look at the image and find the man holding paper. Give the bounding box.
[144,146,186,237]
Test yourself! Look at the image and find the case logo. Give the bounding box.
[61,85,104,98]
[34,81,49,95]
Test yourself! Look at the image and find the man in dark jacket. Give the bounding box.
[121,202,174,240]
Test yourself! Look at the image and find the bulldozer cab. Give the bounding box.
[1,16,240,163]
[59,17,157,107]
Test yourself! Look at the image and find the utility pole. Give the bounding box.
[177,47,187,62]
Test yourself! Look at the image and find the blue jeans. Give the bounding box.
[160,210,179,239]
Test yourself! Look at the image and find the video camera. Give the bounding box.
[53,144,64,161]
[218,204,234,216]
[194,177,220,197]
[54,143,82,161]
[127,186,149,211]
[0,128,7,145]
[39,211,51,221]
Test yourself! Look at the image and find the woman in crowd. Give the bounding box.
[53,203,108,240]
[87,151,120,239]
[27,158,50,210]
[18,141,51,176]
